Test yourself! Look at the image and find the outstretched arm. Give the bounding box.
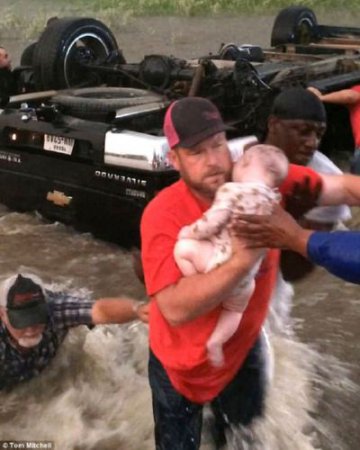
[91,297,149,324]
[234,204,312,256]
[307,86,360,105]
[155,234,263,326]
[308,231,360,284]
[319,173,360,206]
[235,205,360,284]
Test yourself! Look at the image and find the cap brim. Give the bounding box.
[179,123,234,148]
[7,303,48,329]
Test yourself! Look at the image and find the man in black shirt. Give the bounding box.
[0,46,16,106]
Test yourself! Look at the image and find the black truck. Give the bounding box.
[1,5,360,246]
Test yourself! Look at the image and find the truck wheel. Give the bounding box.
[33,17,126,90]
[20,42,37,66]
[271,6,318,47]
[52,87,163,120]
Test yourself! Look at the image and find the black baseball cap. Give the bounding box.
[271,87,326,122]
[6,274,48,329]
[163,97,231,148]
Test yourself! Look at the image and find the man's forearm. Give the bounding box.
[340,174,360,205]
[318,90,357,105]
[91,297,138,324]
[155,248,262,326]
[308,87,360,105]
[320,173,360,206]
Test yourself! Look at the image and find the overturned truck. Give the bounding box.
[1,5,360,246]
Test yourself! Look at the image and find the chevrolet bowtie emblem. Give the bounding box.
[46,190,72,206]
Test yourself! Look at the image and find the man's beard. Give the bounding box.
[183,170,231,200]
[18,334,43,348]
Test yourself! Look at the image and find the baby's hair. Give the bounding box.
[238,144,288,185]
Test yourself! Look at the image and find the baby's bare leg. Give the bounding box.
[207,309,244,367]
[174,238,215,275]
[207,279,255,367]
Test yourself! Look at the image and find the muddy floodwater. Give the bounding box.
[0,4,360,449]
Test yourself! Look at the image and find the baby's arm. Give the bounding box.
[179,184,234,240]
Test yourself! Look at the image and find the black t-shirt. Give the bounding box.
[0,68,16,104]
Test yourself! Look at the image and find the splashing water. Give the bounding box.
[0,211,358,449]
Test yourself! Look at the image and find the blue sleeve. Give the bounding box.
[307,231,360,284]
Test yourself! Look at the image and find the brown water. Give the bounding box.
[0,5,360,449]
[0,204,359,450]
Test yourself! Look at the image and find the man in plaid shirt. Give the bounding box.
[0,273,148,390]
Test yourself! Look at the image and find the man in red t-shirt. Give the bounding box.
[141,97,360,449]
[308,85,360,174]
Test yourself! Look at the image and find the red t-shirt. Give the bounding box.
[349,85,360,148]
[141,164,322,403]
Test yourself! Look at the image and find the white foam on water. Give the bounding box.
[0,323,153,450]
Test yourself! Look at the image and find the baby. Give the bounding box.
[174,144,289,367]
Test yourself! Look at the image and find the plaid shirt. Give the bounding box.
[0,290,94,390]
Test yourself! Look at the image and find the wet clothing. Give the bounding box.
[308,231,360,284]
[0,68,16,105]
[0,291,94,390]
[142,177,282,404]
[142,164,322,448]
[149,339,266,450]
[142,166,322,400]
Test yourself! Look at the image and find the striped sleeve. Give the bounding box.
[47,291,95,329]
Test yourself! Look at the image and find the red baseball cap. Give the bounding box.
[163,97,230,148]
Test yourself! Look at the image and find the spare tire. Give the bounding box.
[271,6,318,47]
[33,17,125,90]
[52,87,163,120]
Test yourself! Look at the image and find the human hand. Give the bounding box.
[229,227,264,262]
[307,86,323,98]
[232,204,303,249]
[134,301,149,323]
[284,176,322,220]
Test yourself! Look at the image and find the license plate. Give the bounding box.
[44,134,75,155]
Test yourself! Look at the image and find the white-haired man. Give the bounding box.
[0,273,148,389]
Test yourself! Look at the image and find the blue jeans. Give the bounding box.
[148,339,266,450]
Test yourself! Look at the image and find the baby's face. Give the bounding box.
[232,160,246,182]
[232,152,262,182]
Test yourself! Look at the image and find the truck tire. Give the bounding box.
[271,6,318,47]
[52,87,163,120]
[33,17,125,90]
[20,42,37,66]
